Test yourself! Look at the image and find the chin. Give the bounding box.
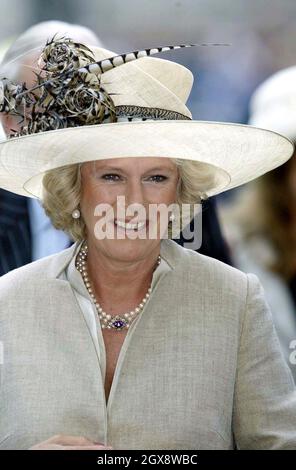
[101,239,160,262]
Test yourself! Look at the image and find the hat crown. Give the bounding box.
[92,46,193,103]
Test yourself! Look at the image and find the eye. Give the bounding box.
[101,173,122,182]
[148,175,168,183]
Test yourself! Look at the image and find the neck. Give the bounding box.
[85,239,161,313]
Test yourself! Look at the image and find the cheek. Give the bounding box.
[80,183,119,229]
[146,183,178,204]
[81,182,115,207]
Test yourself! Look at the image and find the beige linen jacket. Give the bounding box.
[0,239,296,450]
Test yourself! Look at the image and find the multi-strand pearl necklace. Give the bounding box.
[75,242,161,331]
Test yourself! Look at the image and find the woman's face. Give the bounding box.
[80,157,179,262]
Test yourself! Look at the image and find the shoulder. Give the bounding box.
[0,243,77,296]
[163,240,268,335]
[164,238,248,285]
[163,239,254,308]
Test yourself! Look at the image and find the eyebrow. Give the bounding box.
[97,166,175,173]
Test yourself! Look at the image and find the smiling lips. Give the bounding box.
[114,219,148,231]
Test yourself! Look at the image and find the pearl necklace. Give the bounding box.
[75,242,161,331]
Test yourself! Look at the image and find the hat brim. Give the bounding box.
[0,120,293,199]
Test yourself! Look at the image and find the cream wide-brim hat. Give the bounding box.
[0,44,294,199]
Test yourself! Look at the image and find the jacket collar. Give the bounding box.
[47,238,182,281]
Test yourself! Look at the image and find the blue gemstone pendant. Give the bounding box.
[110,316,128,330]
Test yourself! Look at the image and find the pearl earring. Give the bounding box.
[72,209,81,219]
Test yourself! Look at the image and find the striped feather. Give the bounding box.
[16,42,229,99]
[78,43,229,75]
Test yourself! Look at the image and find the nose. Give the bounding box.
[125,178,146,206]
[122,178,148,220]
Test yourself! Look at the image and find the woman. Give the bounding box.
[0,37,295,450]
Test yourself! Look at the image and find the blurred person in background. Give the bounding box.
[220,66,296,381]
[0,20,103,275]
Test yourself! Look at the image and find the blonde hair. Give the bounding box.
[42,158,217,241]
